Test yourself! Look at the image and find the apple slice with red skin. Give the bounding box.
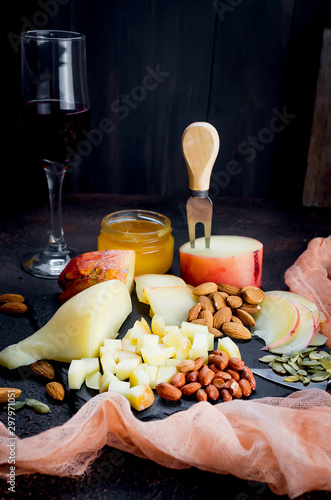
[268,302,316,354]
[252,294,300,349]
[265,290,320,333]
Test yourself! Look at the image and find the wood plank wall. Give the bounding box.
[3,0,331,211]
[303,29,331,207]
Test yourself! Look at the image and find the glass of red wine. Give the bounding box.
[20,30,90,278]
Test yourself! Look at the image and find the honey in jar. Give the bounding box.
[98,210,174,276]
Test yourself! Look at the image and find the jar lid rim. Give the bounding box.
[101,209,172,239]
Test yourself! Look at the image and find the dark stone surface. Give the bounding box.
[0,195,330,499]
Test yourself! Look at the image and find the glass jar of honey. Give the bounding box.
[98,210,174,275]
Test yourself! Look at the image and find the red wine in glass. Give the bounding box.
[21,99,90,165]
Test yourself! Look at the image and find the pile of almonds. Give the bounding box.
[29,360,65,401]
[187,282,265,340]
[156,351,256,403]
[0,293,28,315]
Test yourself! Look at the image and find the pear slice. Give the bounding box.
[0,280,132,369]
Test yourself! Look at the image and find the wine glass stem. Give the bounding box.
[44,163,68,254]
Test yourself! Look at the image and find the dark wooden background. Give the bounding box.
[3,0,331,213]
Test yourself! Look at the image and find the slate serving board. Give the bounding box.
[0,289,312,436]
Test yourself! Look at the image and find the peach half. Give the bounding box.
[179,235,263,288]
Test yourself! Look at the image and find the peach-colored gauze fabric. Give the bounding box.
[285,235,331,348]
[0,390,331,498]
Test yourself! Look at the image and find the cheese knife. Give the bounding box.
[182,122,220,248]
[251,367,331,392]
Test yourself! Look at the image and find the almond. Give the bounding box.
[221,322,252,340]
[240,285,261,293]
[0,294,25,303]
[156,382,182,401]
[212,292,227,310]
[199,295,215,314]
[242,288,264,305]
[46,381,65,401]
[208,326,223,337]
[198,309,213,328]
[213,307,232,329]
[0,388,22,403]
[190,318,208,326]
[29,360,55,380]
[187,303,202,322]
[192,282,218,296]
[234,308,256,327]
[231,315,243,325]
[217,283,241,296]
[226,295,243,309]
[0,302,28,315]
[239,303,261,314]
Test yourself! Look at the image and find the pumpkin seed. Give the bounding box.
[310,371,331,382]
[271,362,286,374]
[299,359,321,367]
[299,376,310,385]
[3,401,25,411]
[259,355,278,363]
[25,398,37,407]
[33,401,51,414]
[309,352,323,360]
[288,360,300,371]
[276,356,290,362]
[306,366,323,373]
[283,375,300,383]
[290,352,300,362]
[300,347,317,356]
[320,359,331,370]
[261,348,331,387]
[283,363,297,376]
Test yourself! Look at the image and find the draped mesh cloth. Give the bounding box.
[285,235,331,348]
[0,237,331,498]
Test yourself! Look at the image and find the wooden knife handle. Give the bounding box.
[182,122,220,192]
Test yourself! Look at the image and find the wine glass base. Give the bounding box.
[21,248,78,279]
